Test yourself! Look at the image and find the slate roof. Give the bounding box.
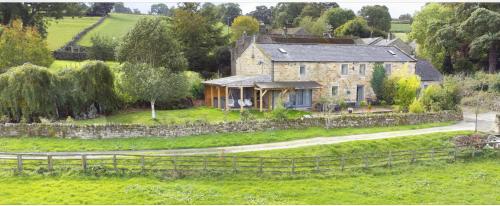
[255,81,322,89]
[203,75,271,87]
[257,43,416,62]
[415,59,443,81]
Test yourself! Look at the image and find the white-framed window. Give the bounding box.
[359,64,366,75]
[299,65,306,77]
[341,64,348,75]
[331,86,338,96]
[384,64,392,75]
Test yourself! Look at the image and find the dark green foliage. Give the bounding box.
[0,3,67,37]
[334,17,371,37]
[370,64,386,101]
[86,3,114,16]
[150,3,170,16]
[248,5,273,25]
[382,78,397,105]
[113,3,132,14]
[88,35,118,61]
[358,5,392,32]
[420,79,461,112]
[0,64,57,122]
[324,7,356,30]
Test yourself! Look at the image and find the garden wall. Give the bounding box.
[0,111,463,139]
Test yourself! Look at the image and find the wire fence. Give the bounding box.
[0,145,497,177]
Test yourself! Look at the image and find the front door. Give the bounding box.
[356,85,364,103]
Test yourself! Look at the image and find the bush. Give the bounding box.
[88,35,119,61]
[270,99,288,121]
[240,110,255,122]
[409,98,424,113]
[420,81,461,112]
[382,77,397,105]
[185,71,204,99]
[370,63,386,101]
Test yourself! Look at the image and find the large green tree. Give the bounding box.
[334,16,370,37]
[0,19,53,71]
[248,5,273,25]
[460,8,499,73]
[370,64,386,101]
[116,17,187,72]
[119,63,189,119]
[150,3,170,16]
[230,15,259,41]
[358,5,391,32]
[323,7,356,31]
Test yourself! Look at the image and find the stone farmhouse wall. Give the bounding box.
[273,61,416,103]
[235,42,272,76]
[0,111,462,139]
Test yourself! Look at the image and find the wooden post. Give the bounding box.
[259,157,264,175]
[47,155,53,171]
[315,156,320,173]
[217,86,221,109]
[210,85,214,107]
[141,156,145,173]
[388,151,392,167]
[268,91,272,110]
[82,155,87,172]
[259,89,264,112]
[453,147,457,162]
[203,156,208,172]
[411,150,416,163]
[431,148,435,161]
[340,155,345,172]
[363,155,369,169]
[472,147,476,158]
[240,86,244,112]
[17,155,23,173]
[172,156,178,174]
[113,155,117,172]
[225,86,229,111]
[253,89,257,109]
[232,156,237,173]
[291,158,295,176]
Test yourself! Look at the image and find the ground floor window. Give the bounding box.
[289,89,312,108]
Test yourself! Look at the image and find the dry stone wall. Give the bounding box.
[0,111,462,139]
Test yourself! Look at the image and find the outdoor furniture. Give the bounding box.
[244,99,253,107]
[227,99,235,107]
[237,99,245,107]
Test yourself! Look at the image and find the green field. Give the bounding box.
[393,32,409,41]
[0,122,455,152]
[78,13,147,46]
[46,17,101,51]
[390,23,411,33]
[48,60,120,73]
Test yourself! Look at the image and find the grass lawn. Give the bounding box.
[0,158,497,204]
[48,60,120,73]
[74,106,310,125]
[239,131,474,157]
[393,32,409,41]
[78,13,147,47]
[46,17,101,51]
[0,122,456,152]
[390,23,411,33]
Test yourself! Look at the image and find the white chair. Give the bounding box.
[227,98,235,107]
[237,99,245,107]
[244,99,253,107]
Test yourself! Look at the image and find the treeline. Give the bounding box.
[409,3,499,74]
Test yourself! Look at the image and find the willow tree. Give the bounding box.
[0,64,57,122]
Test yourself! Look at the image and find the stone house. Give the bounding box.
[204,38,417,112]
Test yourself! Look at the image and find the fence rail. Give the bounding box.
[0,145,497,176]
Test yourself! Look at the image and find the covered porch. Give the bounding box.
[255,81,322,111]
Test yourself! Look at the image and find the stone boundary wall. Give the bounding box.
[0,111,463,139]
[52,15,108,60]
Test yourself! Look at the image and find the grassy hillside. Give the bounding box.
[78,13,147,46]
[390,22,411,33]
[46,17,101,51]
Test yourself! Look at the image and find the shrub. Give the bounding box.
[88,35,118,61]
[382,77,397,105]
[409,98,424,113]
[420,81,460,112]
[270,99,288,121]
[240,110,255,122]
[0,115,9,123]
[185,71,204,99]
[394,74,420,112]
[370,63,386,102]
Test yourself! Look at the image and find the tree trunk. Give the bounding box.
[488,43,497,74]
[150,100,156,119]
[443,53,454,74]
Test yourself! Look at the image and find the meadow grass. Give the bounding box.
[390,23,411,32]
[74,106,310,125]
[0,122,456,152]
[0,158,497,204]
[393,32,409,41]
[48,60,120,73]
[46,16,101,50]
[78,13,147,46]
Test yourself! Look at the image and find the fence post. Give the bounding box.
[172,156,177,174]
[259,157,263,175]
[431,148,435,161]
[472,147,476,158]
[81,155,87,172]
[315,156,320,173]
[47,155,53,172]
[291,158,295,176]
[17,155,23,173]
[363,155,369,169]
[141,155,146,173]
[113,155,117,173]
[340,155,345,172]
[203,156,208,172]
[453,147,458,162]
[232,156,237,173]
[388,151,392,167]
[411,150,416,164]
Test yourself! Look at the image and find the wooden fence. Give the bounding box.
[0,146,497,176]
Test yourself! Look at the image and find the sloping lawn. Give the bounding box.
[75,107,310,125]
[0,122,456,152]
[78,13,147,46]
[48,60,120,73]
[46,17,101,50]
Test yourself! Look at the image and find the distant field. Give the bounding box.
[46,17,101,51]
[390,23,411,33]
[48,60,120,73]
[393,32,409,41]
[78,13,147,46]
